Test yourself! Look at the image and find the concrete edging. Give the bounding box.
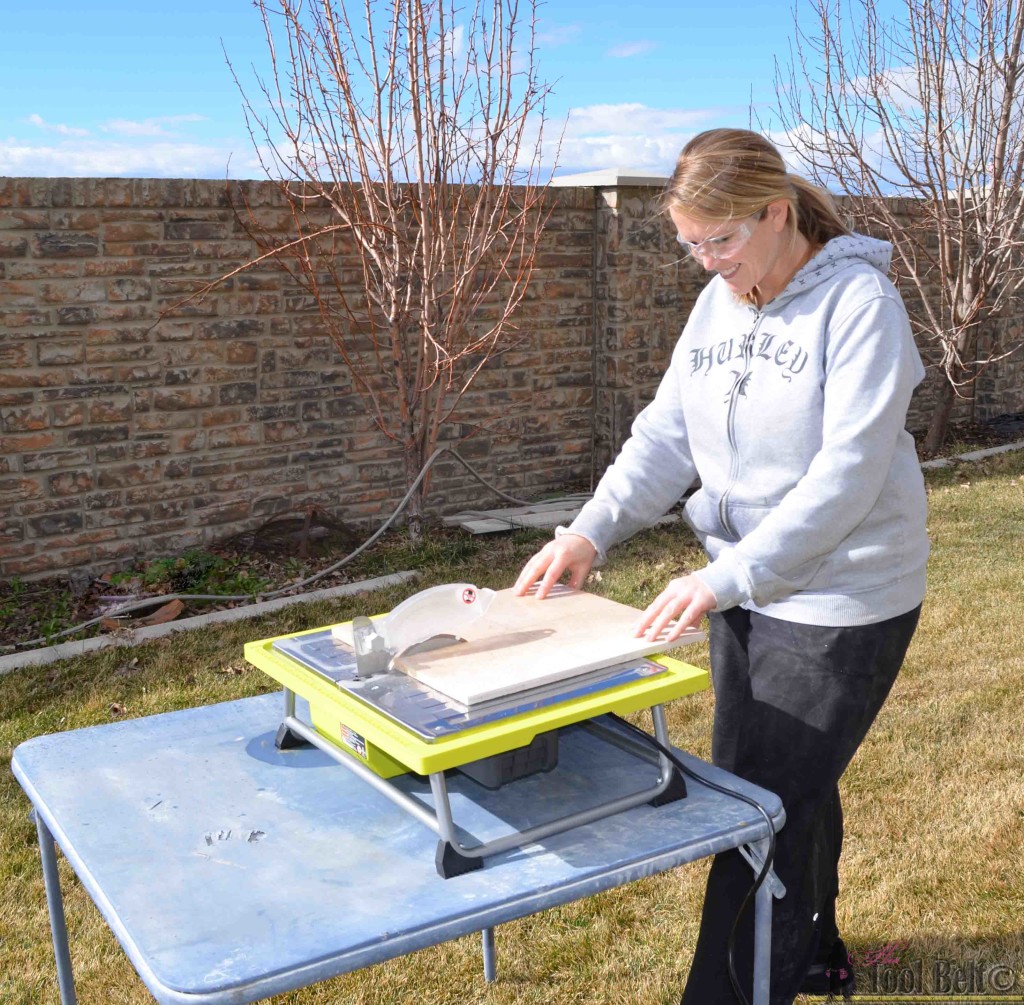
[0,571,418,676]
[919,438,1024,469]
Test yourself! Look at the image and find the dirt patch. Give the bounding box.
[0,509,369,653]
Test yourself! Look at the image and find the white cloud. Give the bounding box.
[536,23,582,47]
[528,102,736,174]
[26,113,89,138]
[5,102,741,181]
[607,41,656,59]
[0,138,263,179]
[2,110,259,178]
[566,103,718,136]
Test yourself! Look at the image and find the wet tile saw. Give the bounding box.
[244,582,709,877]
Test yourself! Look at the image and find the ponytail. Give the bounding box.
[789,175,850,246]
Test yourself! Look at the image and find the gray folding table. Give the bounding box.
[13,691,785,1004]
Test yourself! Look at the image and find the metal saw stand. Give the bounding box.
[245,624,710,879]
[275,687,688,878]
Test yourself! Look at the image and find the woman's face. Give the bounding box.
[669,200,796,304]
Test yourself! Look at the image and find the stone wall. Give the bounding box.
[1,174,1020,580]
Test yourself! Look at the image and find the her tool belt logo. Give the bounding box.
[849,941,1021,999]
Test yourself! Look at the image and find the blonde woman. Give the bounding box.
[516,129,928,1004]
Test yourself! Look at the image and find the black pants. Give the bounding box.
[680,604,921,1005]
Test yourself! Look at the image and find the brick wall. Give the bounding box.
[0,178,596,579]
[2,175,1021,580]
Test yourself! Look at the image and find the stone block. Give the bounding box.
[1,404,49,432]
[0,476,45,505]
[33,231,100,257]
[225,341,259,364]
[56,306,97,326]
[217,382,259,405]
[88,399,133,423]
[67,425,132,448]
[0,235,29,257]
[39,278,107,304]
[153,386,218,411]
[206,425,262,449]
[49,470,94,496]
[103,221,163,242]
[108,277,153,301]
[196,318,264,340]
[0,431,58,453]
[27,509,85,537]
[200,408,243,428]
[2,308,52,327]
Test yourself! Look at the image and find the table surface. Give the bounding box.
[13,692,784,1005]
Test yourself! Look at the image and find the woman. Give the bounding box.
[514,129,929,1004]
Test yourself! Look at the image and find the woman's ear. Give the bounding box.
[766,199,791,232]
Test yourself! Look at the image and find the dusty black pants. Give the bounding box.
[680,604,921,1005]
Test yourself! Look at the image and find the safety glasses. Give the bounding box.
[675,211,764,261]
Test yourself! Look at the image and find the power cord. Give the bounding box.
[13,445,547,650]
[607,712,777,1005]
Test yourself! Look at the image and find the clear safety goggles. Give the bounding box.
[675,211,764,261]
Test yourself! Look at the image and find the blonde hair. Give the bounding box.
[662,128,849,247]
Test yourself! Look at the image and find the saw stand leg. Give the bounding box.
[274,690,684,881]
[429,707,683,879]
[275,689,312,750]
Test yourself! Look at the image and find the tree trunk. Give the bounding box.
[923,380,956,456]
[403,447,426,543]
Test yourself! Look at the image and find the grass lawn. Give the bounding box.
[2,451,1023,1004]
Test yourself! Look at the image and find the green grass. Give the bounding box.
[2,455,1023,1003]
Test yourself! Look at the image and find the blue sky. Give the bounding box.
[2,0,816,179]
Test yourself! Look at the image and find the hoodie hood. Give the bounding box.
[765,233,894,312]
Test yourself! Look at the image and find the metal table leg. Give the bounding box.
[34,810,77,1005]
[481,927,496,982]
[742,837,786,1005]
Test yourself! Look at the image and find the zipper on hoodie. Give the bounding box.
[718,309,763,540]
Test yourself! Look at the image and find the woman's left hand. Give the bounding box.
[633,573,718,642]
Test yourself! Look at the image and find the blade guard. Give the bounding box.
[383,583,496,663]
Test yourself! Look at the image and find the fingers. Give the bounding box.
[514,544,559,596]
[632,574,717,641]
[514,535,597,599]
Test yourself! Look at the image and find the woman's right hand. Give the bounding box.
[513,533,598,600]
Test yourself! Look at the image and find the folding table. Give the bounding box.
[13,691,785,1004]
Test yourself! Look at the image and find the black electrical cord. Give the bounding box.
[607,712,777,1005]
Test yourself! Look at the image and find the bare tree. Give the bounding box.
[229,0,555,535]
[771,0,1024,453]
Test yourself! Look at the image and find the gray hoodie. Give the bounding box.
[565,234,929,626]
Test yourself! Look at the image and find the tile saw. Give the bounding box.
[244,582,709,877]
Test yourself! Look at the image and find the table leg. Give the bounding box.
[481,927,497,982]
[748,837,779,1005]
[34,810,78,1005]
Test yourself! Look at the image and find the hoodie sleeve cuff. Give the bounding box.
[693,552,747,612]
